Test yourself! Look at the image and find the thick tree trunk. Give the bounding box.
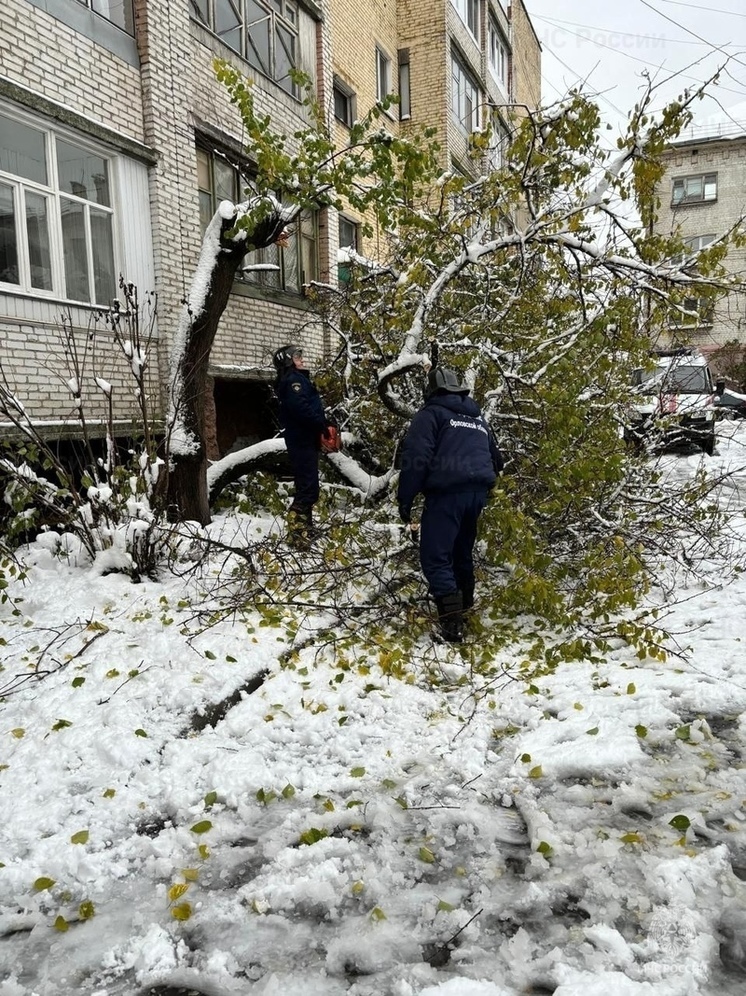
[166,205,291,525]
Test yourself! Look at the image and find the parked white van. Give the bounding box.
[625,348,716,455]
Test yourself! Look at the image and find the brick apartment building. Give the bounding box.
[655,131,746,366]
[329,0,541,257]
[0,0,540,457]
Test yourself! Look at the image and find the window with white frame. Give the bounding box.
[338,215,359,251]
[451,53,480,132]
[672,172,717,206]
[76,0,135,34]
[398,49,411,119]
[452,0,479,39]
[488,17,508,88]
[685,234,716,253]
[376,47,393,103]
[189,0,299,96]
[487,110,508,172]
[0,112,116,304]
[196,144,318,294]
[333,77,356,128]
[670,233,716,268]
[671,294,715,326]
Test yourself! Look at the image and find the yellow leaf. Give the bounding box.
[171,902,192,921]
[10,728,24,739]
[54,915,69,932]
[168,883,190,902]
[620,832,643,844]
[182,868,199,882]
[351,880,364,895]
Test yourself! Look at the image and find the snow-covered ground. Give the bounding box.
[2,424,746,996]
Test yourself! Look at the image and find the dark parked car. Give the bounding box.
[713,385,746,419]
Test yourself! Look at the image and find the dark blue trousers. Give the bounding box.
[287,442,319,510]
[419,491,488,597]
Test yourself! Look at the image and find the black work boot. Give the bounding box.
[287,505,315,549]
[460,578,475,612]
[435,591,464,643]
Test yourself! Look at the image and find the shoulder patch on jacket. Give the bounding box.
[291,382,302,392]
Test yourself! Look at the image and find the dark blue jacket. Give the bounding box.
[276,368,327,447]
[397,393,503,515]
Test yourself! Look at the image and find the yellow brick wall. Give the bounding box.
[328,0,402,261]
[509,0,541,111]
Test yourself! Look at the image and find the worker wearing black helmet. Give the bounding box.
[273,343,333,546]
[397,366,503,642]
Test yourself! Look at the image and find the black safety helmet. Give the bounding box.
[426,365,469,398]
[272,343,303,372]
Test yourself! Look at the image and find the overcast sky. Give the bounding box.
[523,0,746,140]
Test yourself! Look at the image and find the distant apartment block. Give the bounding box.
[655,132,746,363]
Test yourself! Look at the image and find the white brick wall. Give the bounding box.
[657,137,746,351]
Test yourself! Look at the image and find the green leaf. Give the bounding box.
[299,827,329,846]
[626,683,636,694]
[520,753,532,763]
[528,765,543,779]
[436,899,456,912]
[350,766,366,778]
[10,728,24,739]
[204,650,216,660]
[171,902,192,921]
[70,830,89,845]
[52,719,72,731]
[418,846,435,864]
[282,784,296,799]
[226,655,237,663]
[134,729,148,738]
[635,724,648,738]
[71,677,85,688]
[54,915,69,932]
[586,727,599,736]
[102,788,116,799]
[370,906,387,921]
[669,814,691,832]
[675,725,691,741]
[190,820,213,834]
[78,900,95,920]
[204,791,218,808]
[537,840,553,856]
[33,877,55,892]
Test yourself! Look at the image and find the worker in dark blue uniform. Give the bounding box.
[397,366,503,642]
[273,343,331,546]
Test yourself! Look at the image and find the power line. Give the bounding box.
[638,0,746,73]
[535,15,746,99]
[534,12,717,47]
[655,0,746,18]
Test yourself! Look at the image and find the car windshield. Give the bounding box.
[635,364,710,394]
